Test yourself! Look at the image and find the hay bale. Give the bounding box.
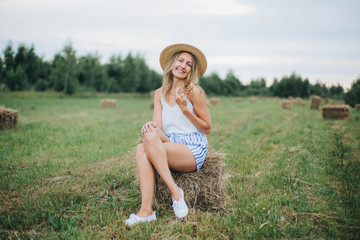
[0,106,18,130]
[209,98,221,105]
[322,104,350,120]
[248,97,257,102]
[154,148,226,210]
[355,104,360,111]
[149,91,155,108]
[280,100,293,110]
[295,97,305,106]
[324,98,330,104]
[234,97,243,102]
[101,98,116,108]
[310,95,322,110]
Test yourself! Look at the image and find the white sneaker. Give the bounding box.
[172,187,189,218]
[125,212,156,226]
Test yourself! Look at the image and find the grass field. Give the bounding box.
[1,92,359,239]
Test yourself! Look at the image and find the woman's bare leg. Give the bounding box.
[135,143,155,218]
[142,128,181,200]
[134,127,198,217]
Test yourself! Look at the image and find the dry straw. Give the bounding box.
[209,97,221,105]
[356,104,360,111]
[101,98,116,108]
[310,95,322,110]
[280,100,293,110]
[322,104,350,120]
[154,148,226,210]
[0,106,18,130]
[248,97,257,102]
[295,97,305,106]
[234,97,244,102]
[149,91,155,108]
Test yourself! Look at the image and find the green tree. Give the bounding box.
[135,57,151,93]
[106,55,123,93]
[149,70,162,91]
[5,65,28,91]
[14,44,40,86]
[329,84,344,99]
[344,78,360,107]
[49,43,78,94]
[0,56,3,84]
[77,54,107,92]
[121,53,142,92]
[223,70,243,95]
[199,73,223,95]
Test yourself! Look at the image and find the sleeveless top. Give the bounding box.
[161,96,199,134]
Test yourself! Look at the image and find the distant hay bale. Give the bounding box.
[356,104,360,111]
[310,95,322,110]
[295,97,305,106]
[149,91,155,108]
[154,148,226,210]
[324,98,330,104]
[280,100,293,110]
[322,104,350,120]
[248,97,257,102]
[0,106,18,130]
[101,98,116,108]
[288,96,293,101]
[234,97,244,102]
[209,98,221,105]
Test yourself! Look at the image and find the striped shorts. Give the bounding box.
[166,132,208,172]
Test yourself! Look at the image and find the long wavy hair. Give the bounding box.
[161,51,200,97]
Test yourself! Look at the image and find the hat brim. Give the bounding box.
[159,44,207,77]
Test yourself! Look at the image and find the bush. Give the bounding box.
[34,78,49,91]
[344,78,360,108]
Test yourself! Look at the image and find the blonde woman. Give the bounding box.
[125,44,211,226]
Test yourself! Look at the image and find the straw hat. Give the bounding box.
[159,43,207,77]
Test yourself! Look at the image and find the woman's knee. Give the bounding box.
[136,143,146,160]
[143,128,161,145]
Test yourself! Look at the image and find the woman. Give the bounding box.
[125,43,211,226]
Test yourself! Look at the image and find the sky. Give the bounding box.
[1,0,359,90]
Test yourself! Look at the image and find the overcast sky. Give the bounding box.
[1,0,359,90]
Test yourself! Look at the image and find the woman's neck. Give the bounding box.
[172,78,185,90]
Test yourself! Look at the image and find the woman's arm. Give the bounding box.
[176,85,212,135]
[143,88,170,142]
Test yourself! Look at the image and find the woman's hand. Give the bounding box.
[175,87,188,111]
[141,121,157,134]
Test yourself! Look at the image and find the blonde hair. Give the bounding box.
[161,51,200,97]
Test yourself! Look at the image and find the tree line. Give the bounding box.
[0,42,359,106]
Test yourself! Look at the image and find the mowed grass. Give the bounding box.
[1,92,359,239]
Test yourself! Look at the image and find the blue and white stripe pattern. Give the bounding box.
[166,131,208,172]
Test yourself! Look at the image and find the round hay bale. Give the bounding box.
[234,97,244,102]
[149,91,155,109]
[209,98,221,105]
[355,104,360,111]
[310,95,322,110]
[280,100,292,110]
[154,148,226,211]
[0,106,18,130]
[101,98,116,108]
[295,97,305,106]
[248,97,257,102]
[322,104,350,120]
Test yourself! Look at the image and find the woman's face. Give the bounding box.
[172,52,193,80]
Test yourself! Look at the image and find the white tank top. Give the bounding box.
[161,96,199,134]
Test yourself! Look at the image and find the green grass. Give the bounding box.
[1,92,359,239]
